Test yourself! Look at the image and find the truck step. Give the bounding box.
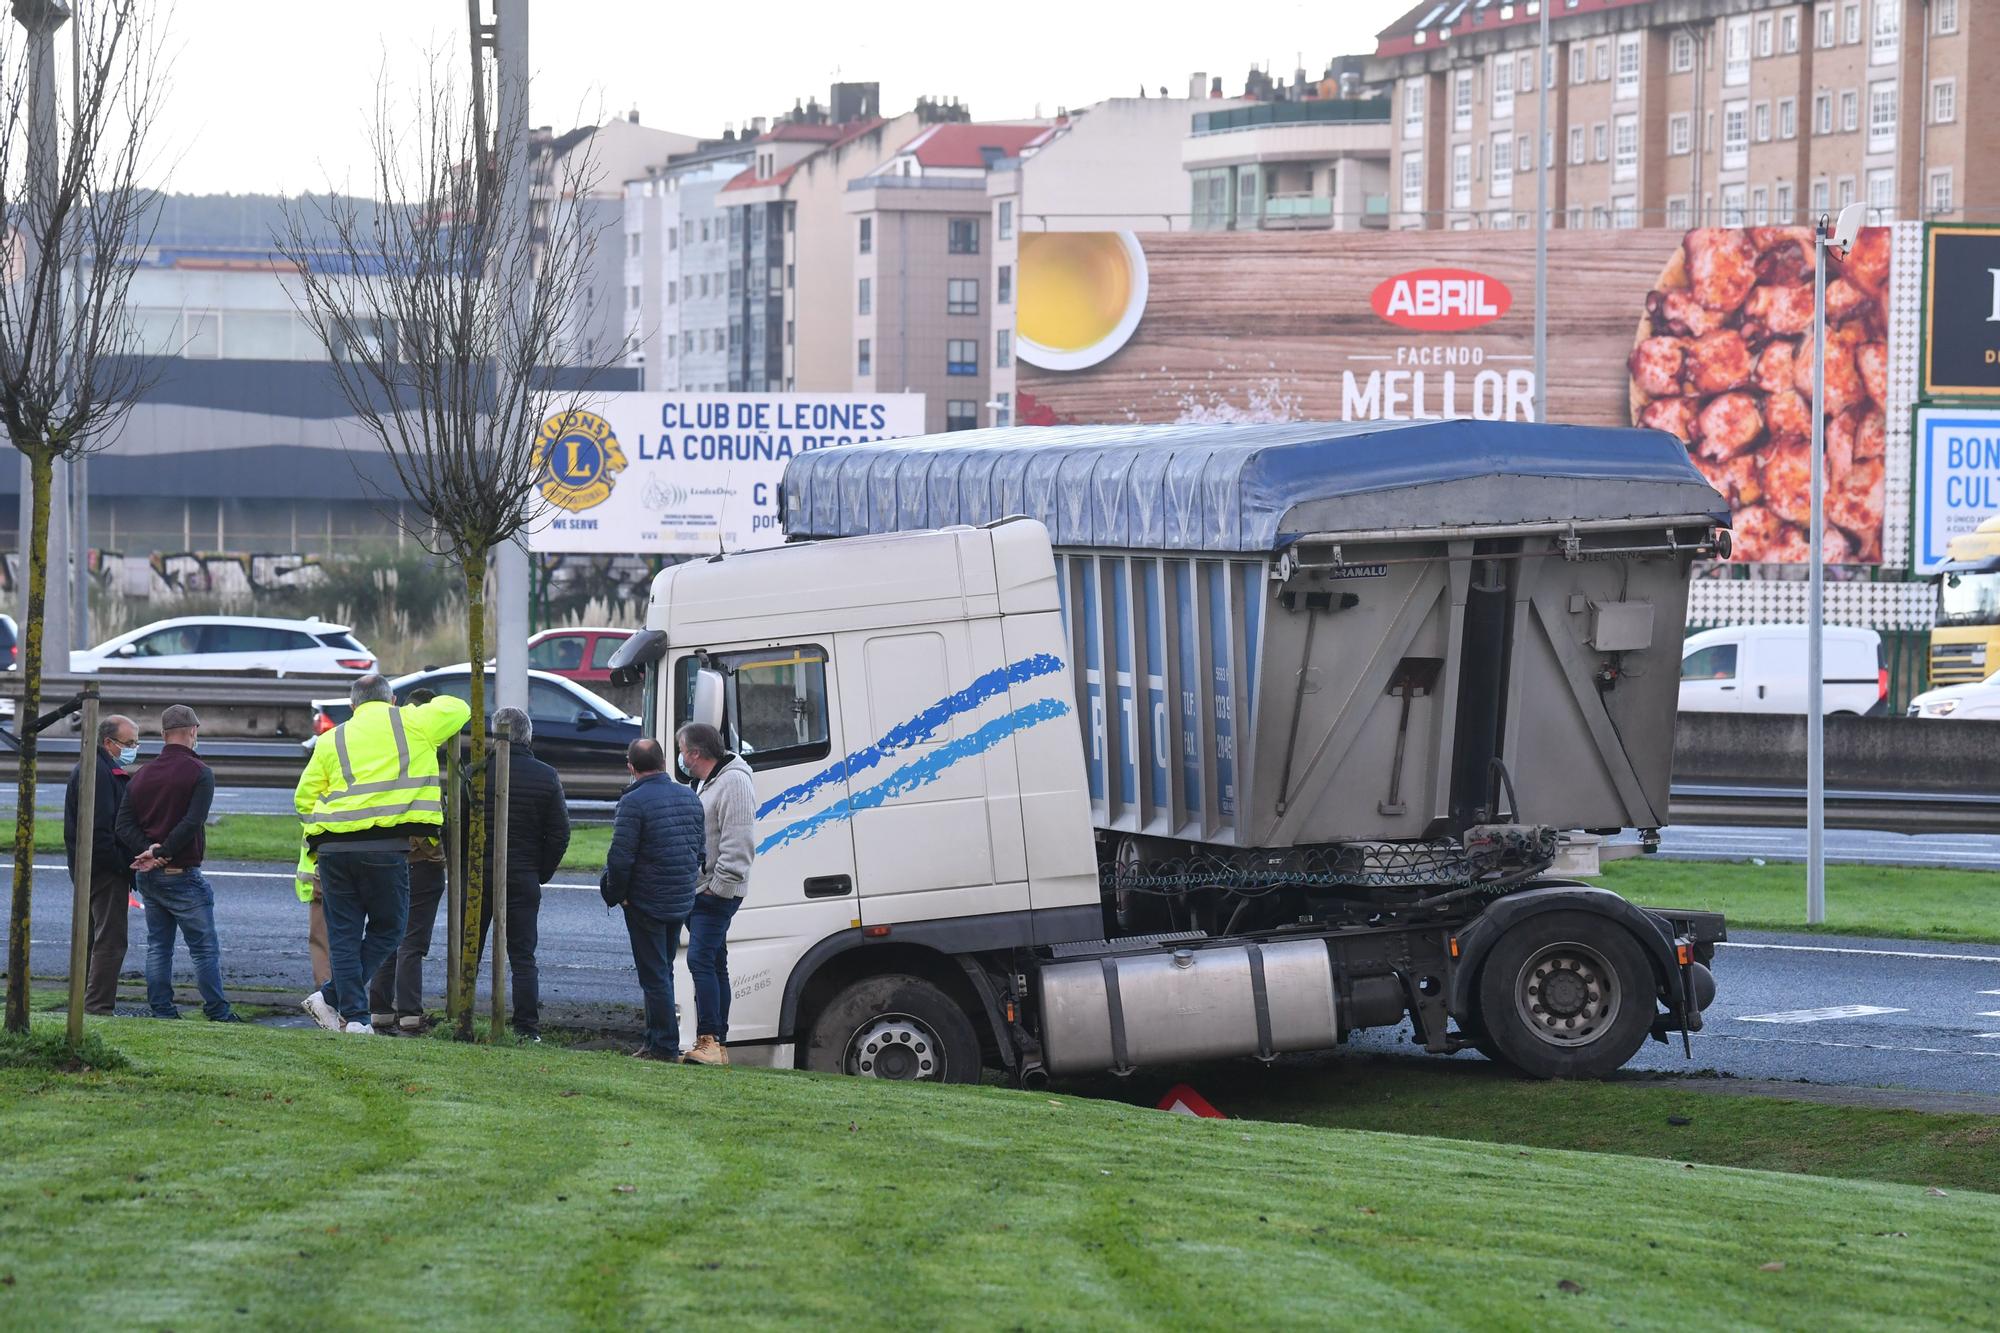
[1046,930,1209,960]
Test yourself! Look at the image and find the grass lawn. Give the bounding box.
[1602,859,2000,945]
[1064,1055,2000,1196]
[3,1021,1998,1329]
[32,815,613,874]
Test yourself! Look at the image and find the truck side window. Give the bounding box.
[1680,644,1737,680]
[673,646,832,771]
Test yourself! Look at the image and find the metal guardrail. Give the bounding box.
[0,736,1983,831]
[0,738,629,801]
[1667,784,2000,835]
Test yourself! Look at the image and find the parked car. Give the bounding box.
[1678,624,1888,716]
[71,616,376,678]
[525,627,632,685]
[1908,672,2000,720]
[0,613,16,671]
[308,664,640,767]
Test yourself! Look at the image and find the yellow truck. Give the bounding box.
[1931,516,2000,687]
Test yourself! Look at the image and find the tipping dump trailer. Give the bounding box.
[610,419,1732,1082]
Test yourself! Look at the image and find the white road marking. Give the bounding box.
[1983,990,2000,996]
[1736,1004,1908,1024]
[1978,1034,2000,1040]
[1718,1033,2000,1059]
[1976,1012,2000,1019]
[1719,941,2000,964]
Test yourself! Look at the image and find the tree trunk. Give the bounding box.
[453,550,488,1041]
[5,450,53,1033]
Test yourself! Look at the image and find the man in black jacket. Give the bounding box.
[63,713,139,1015]
[471,706,570,1040]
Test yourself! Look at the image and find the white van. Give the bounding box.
[1678,624,1887,716]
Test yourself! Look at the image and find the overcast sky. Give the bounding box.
[142,0,1406,196]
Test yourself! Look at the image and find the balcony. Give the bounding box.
[1191,99,1391,135]
[1260,192,1333,228]
[1199,191,1393,233]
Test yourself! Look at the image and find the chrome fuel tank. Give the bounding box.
[1036,938,1340,1075]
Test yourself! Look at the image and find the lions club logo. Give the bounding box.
[535,410,627,513]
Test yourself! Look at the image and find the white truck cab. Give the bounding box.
[629,519,1102,1068]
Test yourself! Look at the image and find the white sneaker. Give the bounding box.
[342,1021,373,1034]
[302,992,341,1031]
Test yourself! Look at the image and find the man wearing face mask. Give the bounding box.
[63,713,141,1015]
[116,705,241,1022]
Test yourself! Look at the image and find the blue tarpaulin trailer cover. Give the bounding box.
[779,420,1728,554]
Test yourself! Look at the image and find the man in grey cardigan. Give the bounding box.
[676,722,755,1066]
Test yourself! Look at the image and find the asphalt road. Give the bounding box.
[7,857,2000,1096]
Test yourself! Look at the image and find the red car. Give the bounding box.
[525,627,633,685]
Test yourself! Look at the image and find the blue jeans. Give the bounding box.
[687,892,742,1041]
[139,867,235,1020]
[316,850,410,1024]
[623,905,684,1058]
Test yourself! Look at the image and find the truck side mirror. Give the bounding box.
[692,668,725,732]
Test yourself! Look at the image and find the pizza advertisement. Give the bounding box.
[1015,225,1905,569]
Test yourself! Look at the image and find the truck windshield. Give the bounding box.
[1938,571,2000,627]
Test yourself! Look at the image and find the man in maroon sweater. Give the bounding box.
[116,705,241,1022]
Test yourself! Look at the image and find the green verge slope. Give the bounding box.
[1,1020,1996,1330]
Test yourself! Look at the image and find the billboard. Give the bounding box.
[527,392,925,554]
[1920,223,2000,400]
[1017,225,1897,565]
[1912,406,2000,575]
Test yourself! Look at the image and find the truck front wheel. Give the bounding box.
[1474,910,1655,1079]
[802,974,982,1083]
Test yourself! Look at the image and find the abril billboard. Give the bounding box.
[1017,226,1896,565]
[526,393,925,554]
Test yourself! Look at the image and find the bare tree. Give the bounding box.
[2,1,167,1035]
[278,53,600,1039]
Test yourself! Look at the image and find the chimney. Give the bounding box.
[1210,76,1224,98]
[628,107,640,123]
[1189,71,1206,99]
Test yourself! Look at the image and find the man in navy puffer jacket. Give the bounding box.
[602,737,705,1060]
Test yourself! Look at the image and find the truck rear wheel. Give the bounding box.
[1474,910,1654,1079]
[801,974,982,1083]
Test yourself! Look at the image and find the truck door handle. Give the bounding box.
[804,875,852,899]
[1719,685,1735,690]
[1758,685,1766,699]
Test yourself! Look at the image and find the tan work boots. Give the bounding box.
[683,1035,729,1066]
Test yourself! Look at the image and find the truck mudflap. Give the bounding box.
[1446,882,1719,1044]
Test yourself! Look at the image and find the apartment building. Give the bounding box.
[1372,0,1994,229]
[719,86,977,393]
[845,122,1048,433]
[1185,98,1393,231]
[532,113,701,360]
[623,144,751,391]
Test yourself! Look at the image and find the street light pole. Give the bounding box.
[1532,0,1550,424]
[1806,202,1866,927]
[492,0,530,715]
[1807,214,1827,925]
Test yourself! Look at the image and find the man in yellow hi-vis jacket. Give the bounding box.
[296,674,470,1033]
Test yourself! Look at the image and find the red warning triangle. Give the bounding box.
[1157,1083,1224,1118]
